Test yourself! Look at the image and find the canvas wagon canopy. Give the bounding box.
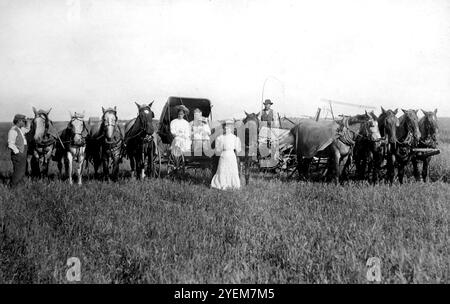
[158,96,212,145]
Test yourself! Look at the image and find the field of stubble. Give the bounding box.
[0,120,449,283]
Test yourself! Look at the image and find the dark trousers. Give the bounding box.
[10,147,27,187]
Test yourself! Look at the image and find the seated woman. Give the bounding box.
[211,120,242,190]
[190,108,211,156]
[170,105,191,156]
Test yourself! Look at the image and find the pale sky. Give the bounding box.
[1,0,449,121]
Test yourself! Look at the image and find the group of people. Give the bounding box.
[168,99,277,190]
[6,99,278,190]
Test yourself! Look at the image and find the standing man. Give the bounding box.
[7,114,31,187]
[260,99,279,128]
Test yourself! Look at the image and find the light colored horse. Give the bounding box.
[55,112,89,185]
[26,107,57,178]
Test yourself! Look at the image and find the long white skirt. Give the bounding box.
[211,150,241,190]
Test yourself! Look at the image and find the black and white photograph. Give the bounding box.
[0,0,448,288]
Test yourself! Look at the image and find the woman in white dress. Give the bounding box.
[211,120,242,190]
[170,105,191,156]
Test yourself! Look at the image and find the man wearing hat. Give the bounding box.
[261,99,279,128]
[7,114,31,187]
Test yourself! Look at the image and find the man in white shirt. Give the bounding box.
[7,114,31,187]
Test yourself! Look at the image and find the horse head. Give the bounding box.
[400,109,421,143]
[242,111,260,130]
[32,106,52,142]
[102,106,118,142]
[421,108,438,142]
[360,111,381,142]
[68,111,88,146]
[378,107,399,144]
[135,101,155,135]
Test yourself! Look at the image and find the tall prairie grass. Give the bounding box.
[0,119,449,283]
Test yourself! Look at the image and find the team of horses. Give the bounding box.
[25,103,155,185]
[23,103,439,185]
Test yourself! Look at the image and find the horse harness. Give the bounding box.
[99,112,124,160]
[336,118,357,147]
[32,113,57,158]
[61,117,89,162]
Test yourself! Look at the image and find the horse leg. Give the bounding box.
[397,161,405,184]
[331,148,340,184]
[340,155,350,183]
[301,158,311,181]
[130,155,136,180]
[67,152,73,185]
[422,157,430,182]
[93,159,100,180]
[371,151,380,184]
[296,157,303,181]
[44,150,52,178]
[358,152,368,180]
[244,158,250,185]
[387,152,395,185]
[77,153,84,185]
[57,158,63,179]
[45,158,50,179]
[112,157,120,182]
[412,157,421,182]
[103,157,110,181]
[139,150,146,180]
[30,155,40,178]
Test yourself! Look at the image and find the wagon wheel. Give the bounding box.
[278,149,298,180]
[342,155,357,181]
[308,156,329,182]
[167,150,185,178]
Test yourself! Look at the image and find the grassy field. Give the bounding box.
[0,120,449,283]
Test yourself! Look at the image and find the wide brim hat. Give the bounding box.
[222,119,234,127]
[175,105,189,115]
[263,99,273,105]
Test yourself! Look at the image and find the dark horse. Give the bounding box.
[395,109,421,184]
[352,111,384,183]
[26,107,58,178]
[54,112,89,185]
[86,107,124,181]
[123,102,156,179]
[412,109,438,182]
[281,113,372,183]
[377,107,400,184]
[239,112,260,185]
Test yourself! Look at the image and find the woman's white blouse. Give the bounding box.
[170,118,191,139]
[215,133,242,155]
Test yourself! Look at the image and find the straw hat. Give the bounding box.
[175,105,189,115]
